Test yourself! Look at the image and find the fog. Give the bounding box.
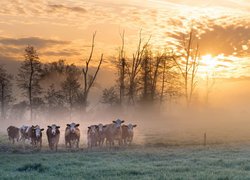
[1,61,250,148]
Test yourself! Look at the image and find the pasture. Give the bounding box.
[1,133,250,180]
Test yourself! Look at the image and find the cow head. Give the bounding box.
[48,124,60,135]
[112,119,125,129]
[97,123,107,132]
[88,125,97,135]
[127,124,137,133]
[67,123,79,134]
[33,125,44,138]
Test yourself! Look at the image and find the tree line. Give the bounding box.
[0,30,202,121]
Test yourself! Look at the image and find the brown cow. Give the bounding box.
[47,124,60,151]
[30,125,44,148]
[87,125,98,149]
[96,123,107,146]
[105,119,124,147]
[122,124,137,145]
[65,123,80,148]
[7,126,20,144]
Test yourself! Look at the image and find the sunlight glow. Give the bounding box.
[201,54,218,69]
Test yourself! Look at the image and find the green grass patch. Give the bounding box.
[17,163,48,173]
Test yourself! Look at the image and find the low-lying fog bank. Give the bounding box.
[1,103,250,147]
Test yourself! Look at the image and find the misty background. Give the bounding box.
[0,0,250,147]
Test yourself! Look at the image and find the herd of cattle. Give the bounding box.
[6,119,137,151]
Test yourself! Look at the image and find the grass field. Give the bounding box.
[2,132,250,180]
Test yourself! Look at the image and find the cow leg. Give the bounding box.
[129,137,133,145]
[100,139,104,147]
[77,139,79,148]
[69,141,72,148]
[125,138,128,145]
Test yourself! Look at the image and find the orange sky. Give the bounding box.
[0,0,250,79]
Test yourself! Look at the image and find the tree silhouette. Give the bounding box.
[127,31,150,104]
[17,46,42,121]
[0,65,13,120]
[61,70,81,119]
[82,32,103,111]
[117,30,127,106]
[101,87,119,106]
[173,29,200,106]
[44,84,66,119]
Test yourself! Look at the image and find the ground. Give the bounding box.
[1,133,250,180]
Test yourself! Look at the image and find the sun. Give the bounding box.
[201,54,217,69]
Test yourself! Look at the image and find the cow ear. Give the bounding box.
[56,126,60,129]
[66,124,70,127]
[121,120,125,123]
[95,125,98,128]
[88,127,91,129]
[112,121,116,123]
[47,126,51,128]
[133,125,137,127]
[75,124,80,127]
[41,128,44,131]
[103,125,107,128]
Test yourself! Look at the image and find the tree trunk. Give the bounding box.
[119,58,125,106]
[160,60,166,105]
[29,62,34,121]
[1,84,4,120]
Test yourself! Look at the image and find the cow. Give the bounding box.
[7,126,20,144]
[47,124,60,151]
[96,123,107,146]
[19,125,33,143]
[65,123,80,148]
[87,125,98,149]
[105,119,125,147]
[122,124,137,145]
[30,125,44,148]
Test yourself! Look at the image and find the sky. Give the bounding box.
[0,0,250,79]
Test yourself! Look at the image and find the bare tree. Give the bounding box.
[17,46,42,121]
[117,30,127,106]
[82,32,103,111]
[140,48,162,104]
[159,50,182,105]
[173,29,200,106]
[0,65,13,120]
[127,31,151,104]
[140,49,151,103]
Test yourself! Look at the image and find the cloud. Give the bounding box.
[0,37,70,48]
[47,4,87,14]
[41,49,81,56]
[198,25,250,56]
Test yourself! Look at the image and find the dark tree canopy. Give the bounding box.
[0,65,13,120]
[17,45,43,121]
